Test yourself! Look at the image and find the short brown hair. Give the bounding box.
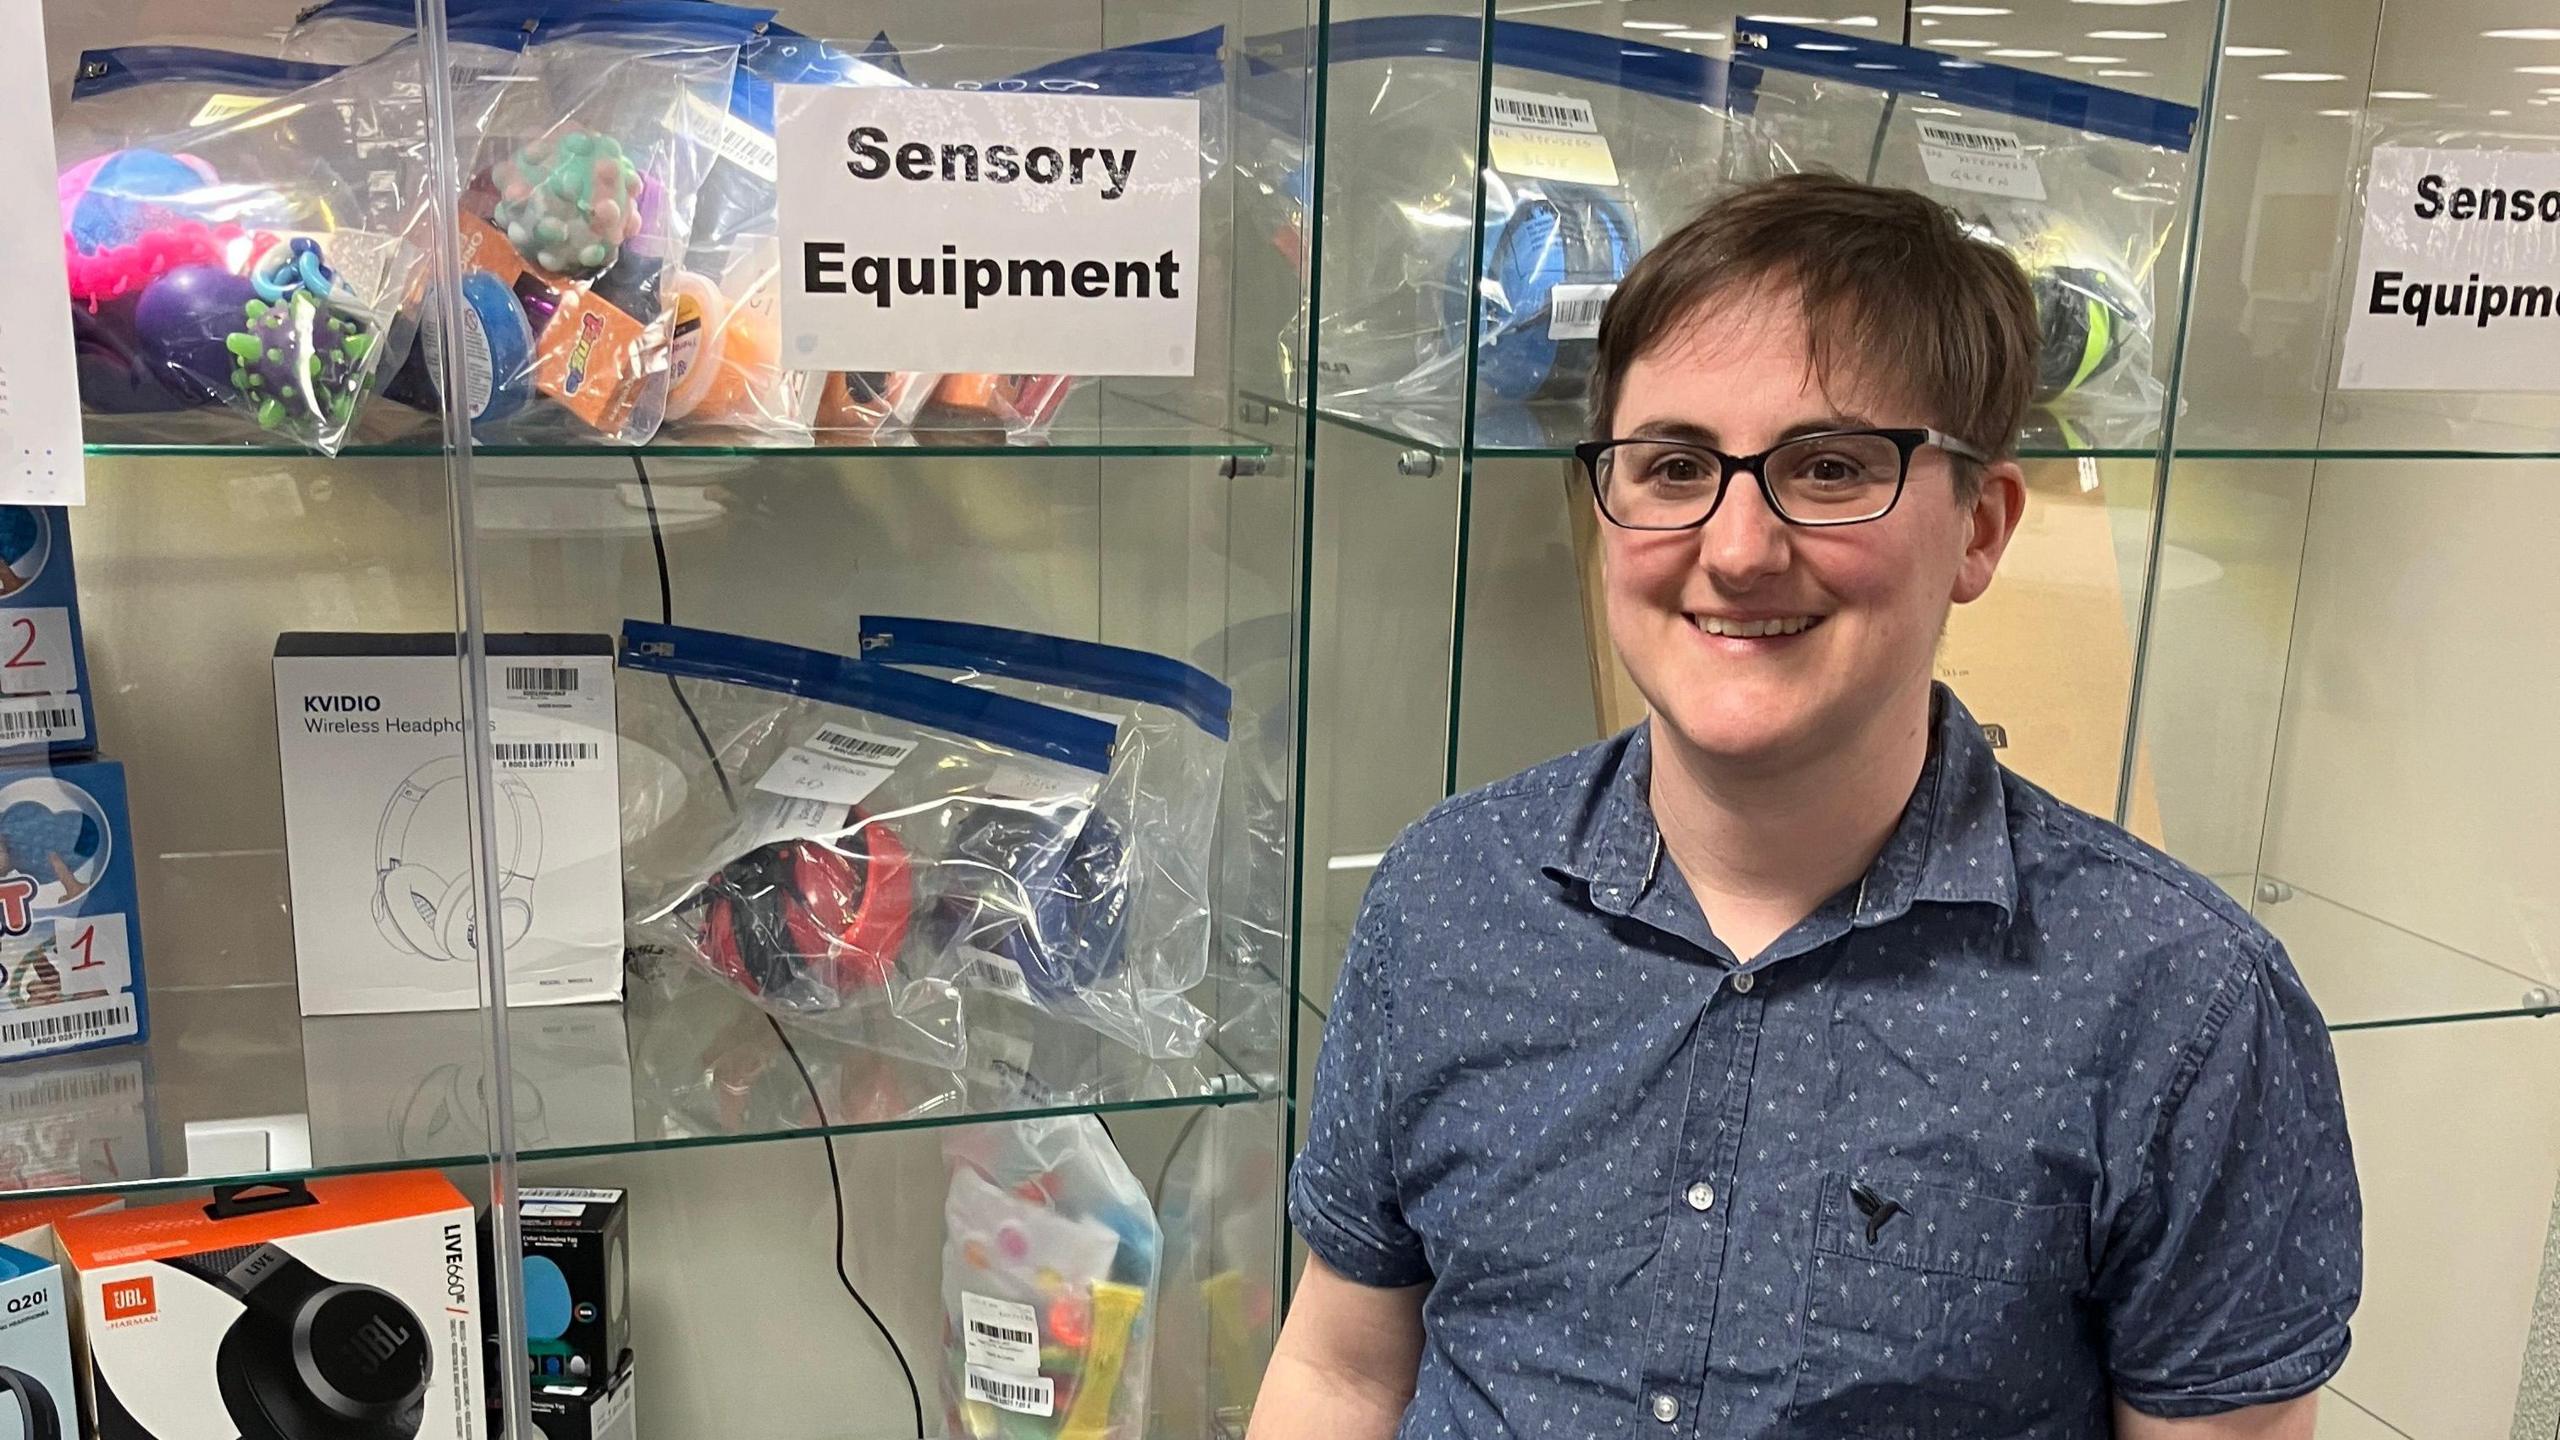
[1588,172,2040,474]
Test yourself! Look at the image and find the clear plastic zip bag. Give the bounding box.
[860,617,1229,1061]
[278,0,543,65]
[55,38,513,453]
[616,622,1117,1068]
[1725,19,2199,449]
[942,1115,1160,1440]
[446,1,770,444]
[1241,19,1732,440]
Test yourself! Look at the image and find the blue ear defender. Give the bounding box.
[1452,183,1642,401]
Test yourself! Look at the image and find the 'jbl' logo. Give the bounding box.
[102,1277,155,1321]
[343,1314,415,1375]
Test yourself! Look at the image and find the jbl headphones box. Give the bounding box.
[0,1242,75,1440]
[0,507,94,762]
[59,1170,485,1440]
[273,634,623,1015]
[0,758,147,1062]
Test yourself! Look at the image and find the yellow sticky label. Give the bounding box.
[190,93,268,127]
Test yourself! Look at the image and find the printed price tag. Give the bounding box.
[1487,86,1620,187]
[1915,121,2046,201]
[1548,283,1615,341]
[806,723,918,768]
[960,945,1036,1003]
[753,746,897,807]
[963,1292,1043,1376]
[0,693,83,748]
[965,1367,1055,1418]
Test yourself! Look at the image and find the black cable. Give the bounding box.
[1151,1103,1211,1202]
[633,455,732,808]
[766,1014,928,1440]
[634,453,923,1436]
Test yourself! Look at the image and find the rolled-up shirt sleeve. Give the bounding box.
[1289,874,1432,1289]
[2099,933,2362,1417]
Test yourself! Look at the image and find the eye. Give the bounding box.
[1643,449,1714,485]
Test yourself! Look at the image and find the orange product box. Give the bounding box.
[61,1170,483,1440]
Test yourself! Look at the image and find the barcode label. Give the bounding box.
[504,666,582,695]
[1915,121,2046,200]
[0,996,135,1057]
[806,723,917,767]
[1491,87,1599,133]
[191,92,267,126]
[963,1292,1043,1376]
[961,946,1035,1003]
[965,1368,1054,1417]
[1548,283,1615,341]
[0,695,83,747]
[495,741,599,769]
[1486,86,1619,185]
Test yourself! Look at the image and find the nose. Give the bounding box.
[1699,468,1793,590]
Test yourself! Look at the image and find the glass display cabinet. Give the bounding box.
[1291,1,2560,1435]
[31,0,1319,1435]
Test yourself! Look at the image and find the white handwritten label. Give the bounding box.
[1916,121,2046,201]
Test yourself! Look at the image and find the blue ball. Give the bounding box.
[69,150,207,255]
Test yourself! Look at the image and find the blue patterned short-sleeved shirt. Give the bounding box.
[1291,686,2359,1438]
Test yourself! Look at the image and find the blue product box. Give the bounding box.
[0,508,92,760]
[0,757,144,1061]
[0,1242,73,1438]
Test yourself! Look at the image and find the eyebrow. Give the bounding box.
[1620,414,1882,448]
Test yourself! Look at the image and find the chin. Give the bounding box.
[1647,688,1826,770]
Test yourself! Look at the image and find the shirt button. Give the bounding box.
[1731,971,1756,994]
[1651,1393,1680,1423]
[1685,1181,1716,1212]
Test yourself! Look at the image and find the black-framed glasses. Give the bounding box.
[1574,428,1989,530]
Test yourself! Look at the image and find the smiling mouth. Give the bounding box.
[1691,614,1822,639]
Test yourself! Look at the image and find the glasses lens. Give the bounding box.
[1767,433,1904,522]
[1599,441,1723,527]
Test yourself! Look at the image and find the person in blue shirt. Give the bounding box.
[1258,172,2359,1439]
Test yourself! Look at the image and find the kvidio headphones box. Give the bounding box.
[273,634,623,1014]
[60,1170,484,1440]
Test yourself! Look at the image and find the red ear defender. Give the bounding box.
[700,809,913,1011]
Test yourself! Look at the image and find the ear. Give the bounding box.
[1951,461,2026,606]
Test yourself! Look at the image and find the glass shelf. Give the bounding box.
[0,973,1276,1207]
[84,434,1275,463]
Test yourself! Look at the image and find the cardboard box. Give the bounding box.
[0,1194,120,1267]
[0,507,94,761]
[0,1242,76,1440]
[0,758,147,1061]
[61,1170,483,1440]
[531,1356,636,1440]
[273,634,624,1014]
[485,1189,626,1390]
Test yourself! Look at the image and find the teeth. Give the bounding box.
[1696,615,1813,638]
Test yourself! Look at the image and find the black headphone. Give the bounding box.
[166,1244,431,1440]
[0,1368,55,1440]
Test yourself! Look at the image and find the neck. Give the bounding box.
[1647,689,1934,958]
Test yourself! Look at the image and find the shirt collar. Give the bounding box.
[1546,685,2016,926]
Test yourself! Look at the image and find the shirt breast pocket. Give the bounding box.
[1788,1170,2102,1440]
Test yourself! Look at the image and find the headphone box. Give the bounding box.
[479,1188,626,1390]
[0,1242,76,1440]
[0,507,95,763]
[272,633,624,1015]
[59,1170,485,1440]
[0,757,147,1062]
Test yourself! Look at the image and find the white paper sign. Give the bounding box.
[1915,121,2046,201]
[2339,146,2560,391]
[776,86,1202,375]
[0,0,84,504]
